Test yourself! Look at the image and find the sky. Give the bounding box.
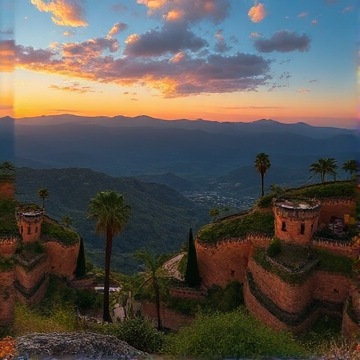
[0,0,358,128]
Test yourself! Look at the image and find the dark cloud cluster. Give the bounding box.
[124,24,207,57]
[254,31,311,53]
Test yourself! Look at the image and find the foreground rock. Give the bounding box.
[15,332,150,359]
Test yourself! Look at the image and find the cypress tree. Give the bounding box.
[185,228,201,287]
[75,237,86,278]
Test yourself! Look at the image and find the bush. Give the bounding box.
[164,308,307,358]
[89,317,164,353]
[206,281,244,312]
[267,237,282,257]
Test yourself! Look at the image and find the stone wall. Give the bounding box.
[0,270,15,323]
[342,307,360,341]
[0,237,18,256]
[45,240,79,279]
[196,239,251,287]
[15,255,48,290]
[15,275,49,307]
[141,302,193,330]
[313,271,350,303]
[319,198,356,225]
[312,239,360,259]
[243,279,320,335]
[170,287,207,300]
[0,182,14,199]
[247,258,315,313]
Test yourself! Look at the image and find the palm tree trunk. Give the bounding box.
[261,173,264,197]
[103,229,113,323]
[154,282,162,330]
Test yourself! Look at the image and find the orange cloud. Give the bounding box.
[164,10,184,21]
[107,23,128,38]
[30,0,87,27]
[250,32,261,38]
[125,34,140,45]
[248,3,266,23]
[63,30,75,36]
[297,88,310,93]
[0,40,15,72]
[311,20,318,25]
[170,52,186,63]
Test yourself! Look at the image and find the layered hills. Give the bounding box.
[15,167,209,273]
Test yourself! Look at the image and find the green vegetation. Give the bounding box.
[184,228,201,287]
[267,237,282,257]
[0,256,15,271]
[314,249,353,276]
[74,237,86,278]
[309,157,338,183]
[163,308,306,358]
[256,180,355,209]
[16,241,45,261]
[197,211,274,245]
[254,152,271,197]
[0,199,18,235]
[41,221,79,245]
[88,190,131,323]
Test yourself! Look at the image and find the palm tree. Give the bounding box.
[61,215,73,228]
[88,190,131,323]
[254,153,271,197]
[342,159,357,179]
[38,188,50,210]
[309,157,338,183]
[134,250,168,330]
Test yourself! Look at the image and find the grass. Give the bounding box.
[41,220,79,245]
[197,210,274,245]
[0,199,18,235]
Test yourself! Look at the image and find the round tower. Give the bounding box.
[15,210,44,243]
[273,197,321,246]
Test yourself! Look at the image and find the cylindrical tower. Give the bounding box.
[15,211,44,243]
[273,197,321,246]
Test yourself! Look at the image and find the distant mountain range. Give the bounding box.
[10,115,358,181]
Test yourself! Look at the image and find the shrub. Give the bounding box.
[164,308,307,358]
[267,237,282,257]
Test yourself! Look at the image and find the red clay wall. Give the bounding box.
[342,309,360,341]
[313,271,350,303]
[247,258,315,313]
[0,182,14,199]
[196,239,251,287]
[0,238,18,256]
[243,280,320,335]
[16,277,49,307]
[319,199,356,225]
[15,257,47,290]
[141,302,193,330]
[45,240,79,279]
[0,270,15,323]
[312,241,360,259]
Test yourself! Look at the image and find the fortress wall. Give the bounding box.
[247,258,314,313]
[248,234,272,248]
[319,199,356,225]
[0,238,18,256]
[243,280,320,335]
[196,239,252,287]
[0,270,15,323]
[311,241,360,259]
[0,182,15,199]
[313,271,350,303]
[342,309,360,341]
[45,240,79,279]
[16,277,49,307]
[15,258,48,290]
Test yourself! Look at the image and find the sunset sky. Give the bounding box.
[0,0,357,128]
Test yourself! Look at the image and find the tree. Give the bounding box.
[254,153,271,197]
[134,250,168,330]
[342,159,357,179]
[38,188,50,210]
[61,215,73,228]
[185,228,201,287]
[88,190,131,322]
[209,208,220,222]
[74,237,86,278]
[309,157,338,183]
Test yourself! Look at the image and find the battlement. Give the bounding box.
[273,198,321,220]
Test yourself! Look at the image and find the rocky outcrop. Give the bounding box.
[15,332,149,359]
